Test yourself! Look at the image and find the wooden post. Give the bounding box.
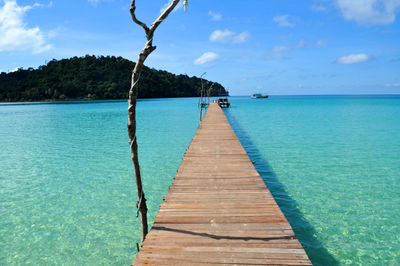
[207,82,215,106]
[199,72,206,121]
[128,0,181,243]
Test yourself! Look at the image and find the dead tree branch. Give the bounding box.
[128,0,181,243]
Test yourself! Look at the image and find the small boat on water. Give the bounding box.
[216,98,230,108]
[251,93,269,99]
[214,92,230,108]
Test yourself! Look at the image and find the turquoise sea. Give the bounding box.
[0,96,399,265]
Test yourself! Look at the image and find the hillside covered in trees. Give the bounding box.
[0,55,227,102]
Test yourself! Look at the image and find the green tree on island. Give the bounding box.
[0,55,225,102]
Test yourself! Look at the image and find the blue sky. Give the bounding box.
[1,0,399,95]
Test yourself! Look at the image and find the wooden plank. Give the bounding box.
[132,103,311,265]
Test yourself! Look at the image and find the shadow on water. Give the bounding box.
[224,109,339,266]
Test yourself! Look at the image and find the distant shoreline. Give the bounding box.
[2,94,400,106]
[0,95,204,105]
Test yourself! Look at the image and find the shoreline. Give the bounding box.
[2,94,400,106]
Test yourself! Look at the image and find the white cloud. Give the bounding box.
[193,52,221,65]
[209,29,235,42]
[209,29,250,43]
[265,45,290,59]
[311,4,327,11]
[37,1,53,8]
[335,53,371,64]
[316,40,327,47]
[0,0,51,53]
[10,66,21,72]
[88,0,110,6]
[273,14,295,27]
[233,31,250,43]
[295,39,306,48]
[337,0,400,25]
[272,45,290,53]
[208,10,222,21]
[385,83,400,87]
[266,40,310,60]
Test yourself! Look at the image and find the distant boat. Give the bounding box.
[251,93,269,99]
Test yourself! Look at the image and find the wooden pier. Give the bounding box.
[133,103,311,265]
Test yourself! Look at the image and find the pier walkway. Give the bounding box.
[133,103,311,265]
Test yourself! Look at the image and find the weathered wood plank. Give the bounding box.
[132,103,311,265]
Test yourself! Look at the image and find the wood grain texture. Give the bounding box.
[132,103,311,265]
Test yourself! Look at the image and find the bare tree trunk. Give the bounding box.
[128,0,181,243]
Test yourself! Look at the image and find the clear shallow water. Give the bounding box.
[0,99,199,265]
[0,96,399,265]
[225,96,400,265]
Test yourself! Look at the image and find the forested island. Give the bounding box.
[0,55,227,102]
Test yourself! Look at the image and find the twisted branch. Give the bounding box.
[128,0,181,243]
[130,0,149,35]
